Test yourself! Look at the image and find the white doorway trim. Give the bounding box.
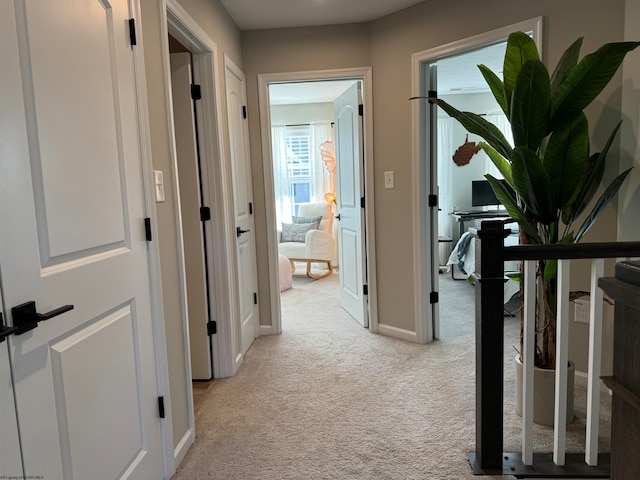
[257,67,378,335]
[410,17,543,344]
[158,0,238,469]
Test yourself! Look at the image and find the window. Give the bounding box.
[285,127,315,215]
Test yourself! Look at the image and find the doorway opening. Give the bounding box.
[411,17,543,343]
[268,80,358,326]
[257,68,378,336]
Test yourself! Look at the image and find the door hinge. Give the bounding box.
[144,218,152,241]
[360,197,365,209]
[207,320,217,336]
[358,104,364,116]
[428,90,437,98]
[249,202,253,215]
[200,206,211,222]
[158,396,165,419]
[363,284,368,296]
[242,106,247,119]
[428,194,438,207]
[430,291,439,304]
[128,19,137,46]
[253,292,258,305]
[191,84,202,100]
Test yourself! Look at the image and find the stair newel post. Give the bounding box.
[473,220,509,469]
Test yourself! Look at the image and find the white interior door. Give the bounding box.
[0,295,22,478]
[334,83,368,327]
[428,64,440,339]
[170,52,212,380]
[1,1,164,478]
[225,59,259,356]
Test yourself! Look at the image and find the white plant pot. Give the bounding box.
[515,355,575,426]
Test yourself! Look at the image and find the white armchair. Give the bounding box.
[278,202,335,279]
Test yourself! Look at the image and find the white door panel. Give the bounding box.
[1,1,164,478]
[225,59,259,357]
[0,330,22,478]
[335,83,367,327]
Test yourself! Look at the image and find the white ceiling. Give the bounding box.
[220,0,425,31]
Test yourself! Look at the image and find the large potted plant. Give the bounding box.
[419,32,639,424]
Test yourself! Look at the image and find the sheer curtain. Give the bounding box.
[437,116,455,238]
[271,121,333,229]
[485,112,514,177]
[271,124,291,227]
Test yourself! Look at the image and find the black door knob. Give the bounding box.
[236,227,251,237]
[335,214,341,221]
[11,301,74,335]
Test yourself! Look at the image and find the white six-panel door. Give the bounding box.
[335,83,368,327]
[225,58,259,357]
[0,1,164,478]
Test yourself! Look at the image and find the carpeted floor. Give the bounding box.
[172,271,611,479]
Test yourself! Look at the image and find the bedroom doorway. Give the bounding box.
[257,68,378,336]
[268,79,365,326]
[411,17,543,343]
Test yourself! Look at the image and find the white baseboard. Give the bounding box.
[377,323,419,343]
[575,370,612,395]
[174,427,194,467]
[260,324,276,336]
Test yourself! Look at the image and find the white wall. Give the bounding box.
[270,102,334,125]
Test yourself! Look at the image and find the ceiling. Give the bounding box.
[220,0,425,31]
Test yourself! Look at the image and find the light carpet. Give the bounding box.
[172,271,611,479]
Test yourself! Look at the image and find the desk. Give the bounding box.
[449,211,510,238]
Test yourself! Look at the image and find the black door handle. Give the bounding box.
[0,313,17,343]
[236,227,251,237]
[335,214,341,221]
[12,301,74,335]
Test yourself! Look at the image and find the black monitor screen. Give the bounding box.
[471,179,514,207]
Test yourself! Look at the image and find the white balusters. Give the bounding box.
[553,259,570,465]
[522,260,536,465]
[585,258,604,465]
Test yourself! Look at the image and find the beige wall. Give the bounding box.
[140,0,241,452]
[620,0,640,241]
[242,24,372,325]
[243,0,627,335]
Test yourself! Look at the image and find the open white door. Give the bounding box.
[225,58,259,356]
[0,294,22,478]
[170,52,212,380]
[428,64,441,340]
[334,83,368,327]
[1,1,164,478]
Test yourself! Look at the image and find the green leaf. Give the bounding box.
[543,234,573,279]
[550,37,583,94]
[562,121,621,225]
[510,60,551,151]
[574,167,633,242]
[544,112,589,209]
[478,64,507,116]
[486,174,542,243]
[504,32,540,115]
[511,147,554,222]
[426,97,513,159]
[479,142,513,185]
[550,41,640,130]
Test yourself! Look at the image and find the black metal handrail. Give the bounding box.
[471,219,640,476]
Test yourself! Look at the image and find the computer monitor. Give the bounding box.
[471,179,514,207]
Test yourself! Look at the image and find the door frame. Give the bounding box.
[257,67,378,335]
[410,17,543,344]
[157,0,239,467]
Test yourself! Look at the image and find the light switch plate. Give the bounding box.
[154,170,165,203]
[384,171,395,189]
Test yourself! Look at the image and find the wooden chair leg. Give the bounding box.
[307,260,333,280]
